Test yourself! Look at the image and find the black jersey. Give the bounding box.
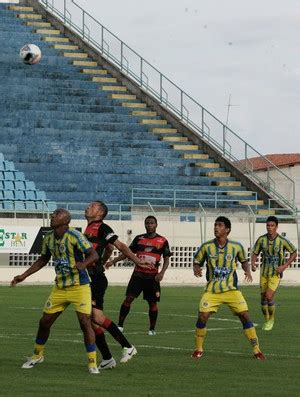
[84,220,118,274]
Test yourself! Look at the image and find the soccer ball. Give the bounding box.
[19,44,42,65]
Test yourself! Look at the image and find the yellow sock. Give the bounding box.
[33,343,45,359]
[195,327,207,351]
[268,302,275,322]
[244,324,260,354]
[261,303,269,322]
[87,351,97,368]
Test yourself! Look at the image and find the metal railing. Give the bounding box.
[37,0,296,211]
[131,187,259,209]
[0,201,174,222]
[1,200,300,251]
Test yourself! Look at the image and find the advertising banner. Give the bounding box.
[0,227,83,254]
[0,226,40,253]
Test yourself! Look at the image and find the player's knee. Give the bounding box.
[149,302,158,311]
[265,292,274,302]
[39,314,56,330]
[92,311,106,324]
[91,321,98,330]
[198,312,209,323]
[124,295,135,305]
[78,314,91,330]
[237,311,250,323]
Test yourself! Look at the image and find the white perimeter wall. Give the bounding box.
[1,217,299,285]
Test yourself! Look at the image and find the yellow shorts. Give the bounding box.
[260,274,280,293]
[43,284,92,315]
[199,290,248,314]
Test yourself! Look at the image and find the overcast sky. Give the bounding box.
[78,0,299,155]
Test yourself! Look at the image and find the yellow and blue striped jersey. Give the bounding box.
[41,228,92,288]
[252,234,296,277]
[194,239,247,293]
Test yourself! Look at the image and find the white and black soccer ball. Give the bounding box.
[20,44,42,65]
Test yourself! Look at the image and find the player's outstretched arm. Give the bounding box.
[113,239,154,270]
[101,244,114,266]
[104,252,127,269]
[10,256,49,287]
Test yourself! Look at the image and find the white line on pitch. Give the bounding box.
[114,327,242,335]
[0,334,299,360]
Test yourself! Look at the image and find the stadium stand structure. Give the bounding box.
[0,2,295,216]
[0,151,55,211]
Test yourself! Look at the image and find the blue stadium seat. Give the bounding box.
[25,181,36,190]
[15,201,25,211]
[14,181,26,190]
[0,162,5,171]
[4,171,14,180]
[46,201,57,212]
[36,191,46,200]
[35,201,45,211]
[0,153,4,162]
[0,191,4,199]
[15,190,25,200]
[3,190,14,200]
[4,181,14,190]
[25,191,36,200]
[25,201,36,210]
[15,172,25,181]
[3,200,14,210]
[4,161,15,171]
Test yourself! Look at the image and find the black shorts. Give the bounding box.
[126,272,161,302]
[90,273,108,310]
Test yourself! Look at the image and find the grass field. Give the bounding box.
[0,285,299,396]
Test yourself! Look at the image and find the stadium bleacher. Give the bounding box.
[0,151,55,211]
[0,2,284,214]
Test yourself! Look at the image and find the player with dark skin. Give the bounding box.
[11,209,100,373]
[106,216,171,335]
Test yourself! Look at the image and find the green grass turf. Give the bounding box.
[0,285,299,396]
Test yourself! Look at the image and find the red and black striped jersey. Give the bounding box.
[84,221,118,272]
[129,233,172,274]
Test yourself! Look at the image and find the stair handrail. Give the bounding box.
[132,187,262,210]
[37,0,296,211]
